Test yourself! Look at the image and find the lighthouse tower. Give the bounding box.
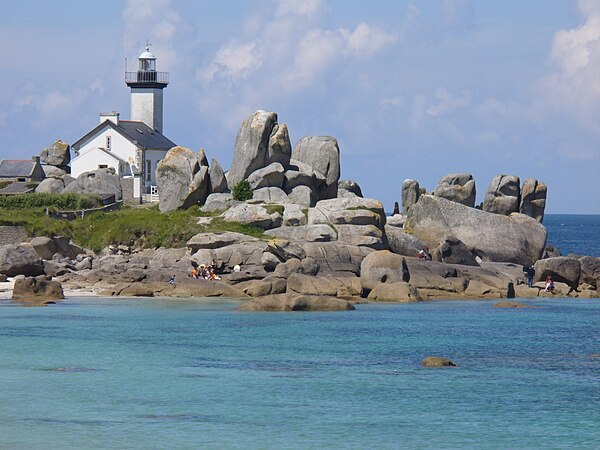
[125,45,169,133]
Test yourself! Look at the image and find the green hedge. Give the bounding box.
[0,193,102,210]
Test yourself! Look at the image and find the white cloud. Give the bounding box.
[426,87,472,117]
[198,41,263,83]
[341,23,398,56]
[122,0,181,71]
[542,0,600,131]
[276,0,323,18]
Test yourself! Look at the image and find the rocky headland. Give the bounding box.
[1,110,598,308]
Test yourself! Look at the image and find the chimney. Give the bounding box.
[32,156,40,164]
[100,111,120,125]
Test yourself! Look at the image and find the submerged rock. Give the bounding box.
[238,293,355,311]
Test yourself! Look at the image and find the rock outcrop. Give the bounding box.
[402,179,420,214]
[228,111,291,188]
[534,256,581,289]
[35,178,65,194]
[431,236,479,266]
[421,357,456,367]
[338,180,363,198]
[0,244,44,277]
[62,167,122,200]
[40,139,70,167]
[208,158,228,193]
[482,175,520,215]
[520,178,547,222]
[434,173,476,207]
[291,136,340,200]
[405,195,547,266]
[238,293,355,311]
[12,276,64,304]
[359,250,409,291]
[156,147,210,212]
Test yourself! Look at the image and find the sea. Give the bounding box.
[0,214,598,449]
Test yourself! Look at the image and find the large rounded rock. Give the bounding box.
[578,256,600,288]
[156,147,210,212]
[287,185,317,207]
[405,195,547,266]
[360,250,409,291]
[385,225,427,257]
[482,175,520,215]
[228,111,290,188]
[287,273,362,297]
[338,180,363,198]
[252,187,289,204]
[402,179,421,214]
[291,136,340,200]
[520,178,547,222]
[35,178,64,194]
[534,257,581,289]
[62,167,122,200]
[40,140,70,166]
[12,276,64,304]
[222,203,280,229]
[303,242,372,276]
[201,193,236,213]
[265,224,336,243]
[434,173,476,207]
[0,244,44,277]
[367,281,421,302]
[187,232,258,252]
[30,237,57,260]
[283,159,326,192]
[247,163,285,190]
[238,293,355,311]
[41,165,68,179]
[431,235,479,266]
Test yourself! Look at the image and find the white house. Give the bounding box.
[71,46,175,201]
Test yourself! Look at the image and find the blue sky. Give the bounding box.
[0,0,598,213]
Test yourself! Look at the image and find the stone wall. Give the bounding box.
[0,225,29,246]
[121,177,140,205]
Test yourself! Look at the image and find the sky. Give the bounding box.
[0,0,598,214]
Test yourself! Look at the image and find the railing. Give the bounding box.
[125,71,169,84]
[142,186,159,203]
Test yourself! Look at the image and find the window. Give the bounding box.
[146,160,152,181]
[106,135,111,151]
[99,164,108,169]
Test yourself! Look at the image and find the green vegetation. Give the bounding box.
[232,180,253,201]
[0,203,265,253]
[264,204,284,216]
[205,217,266,239]
[0,193,102,210]
[302,208,309,221]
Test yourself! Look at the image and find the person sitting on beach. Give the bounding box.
[544,275,555,292]
[199,264,210,280]
[191,267,197,279]
[169,275,175,285]
[207,266,221,280]
[418,248,431,261]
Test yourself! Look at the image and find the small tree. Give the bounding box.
[232,180,253,201]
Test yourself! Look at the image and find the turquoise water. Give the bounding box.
[1,297,599,449]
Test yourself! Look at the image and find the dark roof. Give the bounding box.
[0,160,36,178]
[0,182,35,195]
[72,120,176,151]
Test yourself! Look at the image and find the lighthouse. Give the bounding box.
[125,45,169,133]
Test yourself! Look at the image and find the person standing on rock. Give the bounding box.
[527,266,535,288]
[169,275,175,286]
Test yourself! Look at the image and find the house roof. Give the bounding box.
[72,120,176,151]
[71,146,129,165]
[0,182,35,195]
[0,160,37,178]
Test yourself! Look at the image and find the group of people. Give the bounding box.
[191,261,221,281]
[522,265,555,292]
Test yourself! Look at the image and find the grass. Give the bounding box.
[264,204,284,216]
[0,204,265,253]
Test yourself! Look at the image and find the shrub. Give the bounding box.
[232,180,253,201]
[0,193,102,210]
